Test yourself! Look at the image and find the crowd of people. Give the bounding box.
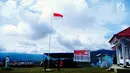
[42,57,64,71]
[0,56,64,72]
[0,60,41,67]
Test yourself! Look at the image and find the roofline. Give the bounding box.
[116,27,130,36]
[108,35,116,43]
[44,53,74,55]
[108,27,130,43]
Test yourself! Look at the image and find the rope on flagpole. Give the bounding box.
[48,8,53,58]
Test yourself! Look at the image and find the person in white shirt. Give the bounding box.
[5,56,10,68]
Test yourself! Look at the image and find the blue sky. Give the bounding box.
[0,0,129,54]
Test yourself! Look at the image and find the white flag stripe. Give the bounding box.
[73,50,90,62]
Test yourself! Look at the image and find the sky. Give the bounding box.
[0,0,130,54]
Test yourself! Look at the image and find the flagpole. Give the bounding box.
[48,8,53,57]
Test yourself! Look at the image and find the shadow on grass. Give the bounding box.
[0,67,115,73]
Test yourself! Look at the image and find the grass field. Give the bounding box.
[0,67,115,73]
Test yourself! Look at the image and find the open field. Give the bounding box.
[0,67,115,73]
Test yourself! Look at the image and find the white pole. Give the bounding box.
[48,8,53,57]
[116,45,120,65]
[121,38,126,67]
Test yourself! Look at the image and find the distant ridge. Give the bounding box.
[0,49,115,62]
[0,52,47,61]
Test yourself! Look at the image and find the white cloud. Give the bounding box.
[0,0,126,53]
[121,24,129,30]
[0,43,5,51]
[0,21,55,40]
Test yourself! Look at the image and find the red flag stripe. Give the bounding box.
[74,50,89,55]
[53,13,63,17]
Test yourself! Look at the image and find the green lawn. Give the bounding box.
[0,67,115,73]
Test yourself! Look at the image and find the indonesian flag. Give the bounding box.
[74,50,89,56]
[53,13,63,18]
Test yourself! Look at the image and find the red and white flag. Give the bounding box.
[53,13,63,18]
[74,50,90,62]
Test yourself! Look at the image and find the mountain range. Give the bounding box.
[0,49,116,62]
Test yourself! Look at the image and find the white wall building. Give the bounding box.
[109,27,130,67]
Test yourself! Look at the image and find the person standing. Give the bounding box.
[44,58,48,72]
[5,56,10,68]
[49,58,53,69]
[57,57,60,71]
[113,56,117,64]
[60,60,63,68]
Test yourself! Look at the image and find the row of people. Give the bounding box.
[0,61,41,67]
[43,58,64,71]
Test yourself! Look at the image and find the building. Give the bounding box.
[109,27,130,67]
[44,53,76,68]
[44,53,73,59]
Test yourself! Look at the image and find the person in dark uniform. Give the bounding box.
[44,58,48,72]
[113,56,117,64]
[57,57,60,71]
[49,58,53,69]
[2,59,5,67]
